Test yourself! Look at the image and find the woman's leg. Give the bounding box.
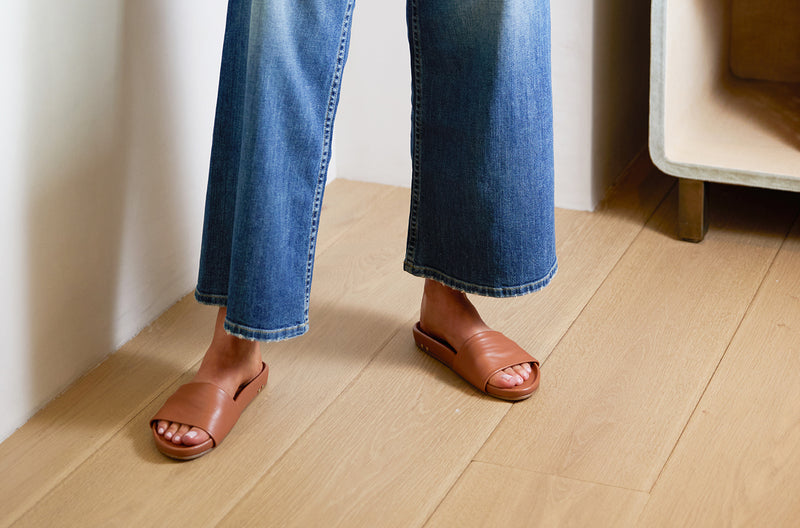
[156,0,356,448]
[406,0,555,392]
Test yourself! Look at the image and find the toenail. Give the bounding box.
[184,431,196,439]
[157,427,165,435]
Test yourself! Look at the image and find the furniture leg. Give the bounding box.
[678,178,709,242]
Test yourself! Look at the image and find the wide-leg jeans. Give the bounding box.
[195,0,557,341]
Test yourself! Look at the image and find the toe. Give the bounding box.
[155,420,169,436]
[488,370,518,388]
[512,364,530,381]
[505,366,524,385]
[173,424,191,444]
[164,422,179,440]
[181,427,210,446]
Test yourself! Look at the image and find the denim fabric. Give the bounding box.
[196,0,556,342]
[404,0,555,296]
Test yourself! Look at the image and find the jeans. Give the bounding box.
[195,0,556,342]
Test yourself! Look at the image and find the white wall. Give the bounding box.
[335,0,651,211]
[335,1,412,187]
[0,0,227,443]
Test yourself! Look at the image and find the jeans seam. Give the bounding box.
[302,0,355,325]
[405,0,423,266]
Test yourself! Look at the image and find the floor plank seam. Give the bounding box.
[313,315,412,403]
[419,458,652,527]
[468,459,651,494]
[419,481,454,528]
[644,212,798,496]
[416,449,500,528]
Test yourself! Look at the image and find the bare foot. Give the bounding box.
[154,308,264,446]
[418,279,533,389]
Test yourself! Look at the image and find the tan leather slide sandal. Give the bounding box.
[413,322,539,401]
[150,362,269,461]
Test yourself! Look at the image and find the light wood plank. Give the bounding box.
[477,184,800,491]
[426,461,649,528]
[638,217,800,527]
[0,179,395,527]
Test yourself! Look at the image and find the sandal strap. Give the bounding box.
[150,383,240,446]
[455,331,539,391]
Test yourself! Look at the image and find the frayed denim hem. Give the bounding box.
[195,288,309,342]
[195,288,228,307]
[402,259,558,298]
[223,319,309,343]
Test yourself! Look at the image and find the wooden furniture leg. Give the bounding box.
[678,178,709,242]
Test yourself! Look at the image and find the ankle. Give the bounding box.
[206,338,260,366]
[419,280,489,347]
[210,308,260,358]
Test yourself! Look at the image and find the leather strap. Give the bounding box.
[150,383,239,447]
[454,331,538,391]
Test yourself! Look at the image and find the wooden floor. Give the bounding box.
[3,162,800,527]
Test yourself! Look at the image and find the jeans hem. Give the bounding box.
[195,289,228,306]
[223,319,309,343]
[403,258,558,298]
[196,289,309,342]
